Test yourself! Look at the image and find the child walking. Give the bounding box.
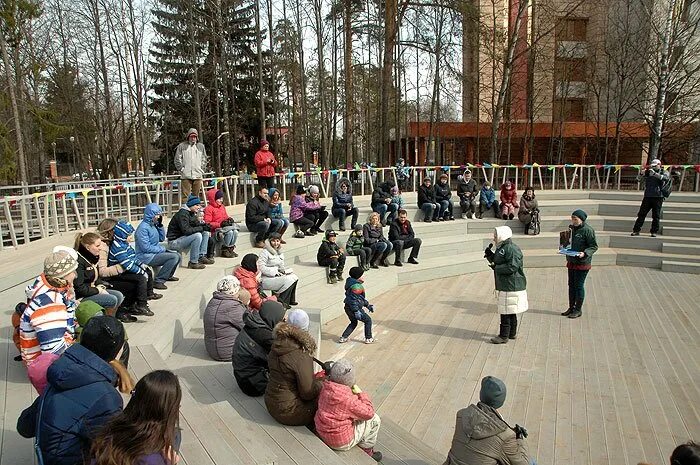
[315,358,382,462]
[339,267,375,344]
[345,225,372,271]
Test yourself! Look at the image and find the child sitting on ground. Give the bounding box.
[315,358,383,462]
[338,267,375,344]
[345,225,372,271]
[390,185,404,210]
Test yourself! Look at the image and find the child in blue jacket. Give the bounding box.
[338,267,375,344]
[478,182,499,218]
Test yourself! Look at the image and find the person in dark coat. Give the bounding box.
[17,316,131,465]
[332,178,359,231]
[561,209,598,319]
[518,188,539,234]
[245,186,282,247]
[457,170,479,219]
[443,376,531,465]
[265,309,323,426]
[232,301,286,396]
[435,174,455,220]
[370,181,398,226]
[204,275,249,362]
[363,212,393,268]
[73,232,125,316]
[317,230,347,283]
[166,194,213,268]
[388,209,421,266]
[631,158,670,237]
[417,177,439,222]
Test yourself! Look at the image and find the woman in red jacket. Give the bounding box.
[233,253,277,310]
[205,189,238,258]
[500,180,519,220]
[254,140,277,189]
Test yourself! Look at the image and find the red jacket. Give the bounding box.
[314,380,375,448]
[254,149,277,178]
[232,266,276,310]
[204,189,230,230]
[500,185,518,206]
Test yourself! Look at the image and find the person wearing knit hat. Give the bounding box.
[17,315,128,465]
[204,188,239,258]
[254,139,278,189]
[443,376,531,465]
[339,266,375,344]
[332,177,359,231]
[52,245,79,261]
[457,169,478,219]
[317,229,347,284]
[175,127,207,198]
[287,309,310,331]
[166,190,213,269]
[234,253,277,310]
[478,180,499,219]
[485,226,528,344]
[632,158,670,238]
[44,251,79,280]
[561,208,598,319]
[315,358,383,462]
[204,275,248,361]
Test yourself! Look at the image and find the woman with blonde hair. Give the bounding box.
[362,212,393,268]
[73,231,124,317]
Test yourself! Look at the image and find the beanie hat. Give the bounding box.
[479,376,507,409]
[260,140,270,148]
[571,209,587,221]
[296,184,306,195]
[76,300,105,329]
[353,224,363,232]
[308,185,320,195]
[325,230,337,239]
[241,253,258,272]
[215,190,224,201]
[650,158,661,166]
[349,266,364,279]
[52,245,79,261]
[287,309,310,331]
[186,194,201,208]
[463,169,472,177]
[329,358,356,387]
[44,252,78,279]
[217,275,241,295]
[80,315,126,362]
[187,128,198,138]
[260,300,286,328]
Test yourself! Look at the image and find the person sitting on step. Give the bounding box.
[268,188,290,242]
[332,177,359,231]
[135,203,182,287]
[457,170,479,219]
[388,209,421,266]
[246,186,282,248]
[518,187,539,235]
[257,233,299,308]
[345,224,372,271]
[204,188,239,258]
[315,358,383,462]
[499,180,518,220]
[478,181,499,218]
[363,212,393,268]
[435,173,455,221]
[317,230,346,284]
[203,275,251,361]
[166,194,214,268]
[74,232,126,318]
[232,300,287,397]
[417,177,439,222]
[233,253,278,311]
[389,185,405,210]
[338,267,375,344]
[371,180,398,226]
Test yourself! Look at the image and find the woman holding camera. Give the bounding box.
[484,226,528,344]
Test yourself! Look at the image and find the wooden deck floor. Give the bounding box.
[320,266,700,465]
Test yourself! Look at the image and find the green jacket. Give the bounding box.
[566,222,598,266]
[345,233,364,254]
[492,239,527,292]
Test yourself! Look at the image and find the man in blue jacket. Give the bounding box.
[135,203,181,289]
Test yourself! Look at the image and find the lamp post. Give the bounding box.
[215,131,229,175]
[69,136,78,180]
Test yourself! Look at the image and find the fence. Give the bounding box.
[1,163,699,249]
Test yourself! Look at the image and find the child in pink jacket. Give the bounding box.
[314,359,382,462]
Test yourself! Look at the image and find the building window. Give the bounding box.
[554,58,586,82]
[553,99,585,121]
[555,18,588,42]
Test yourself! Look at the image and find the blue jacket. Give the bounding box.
[480,187,496,207]
[108,221,145,275]
[135,203,166,264]
[268,188,285,220]
[344,277,369,314]
[17,344,123,465]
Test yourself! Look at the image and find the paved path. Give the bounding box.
[320,266,700,465]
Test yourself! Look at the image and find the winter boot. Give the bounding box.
[508,213,514,220]
[131,302,154,317]
[327,268,337,284]
[490,318,510,344]
[568,300,583,319]
[361,448,383,462]
[508,316,518,339]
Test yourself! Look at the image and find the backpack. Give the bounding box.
[660,176,672,198]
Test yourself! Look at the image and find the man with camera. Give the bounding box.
[246,186,283,248]
[166,194,214,269]
[631,158,670,237]
[135,203,182,287]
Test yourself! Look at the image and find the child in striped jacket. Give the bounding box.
[108,221,147,276]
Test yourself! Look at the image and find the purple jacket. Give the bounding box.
[289,195,322,221]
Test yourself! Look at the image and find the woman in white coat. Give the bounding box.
[257,232,299,308]
[484,226,528,344]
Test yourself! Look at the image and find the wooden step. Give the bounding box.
[375,417,445,465]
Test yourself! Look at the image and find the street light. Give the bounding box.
[69,136,78,180]
[215,131,229,175]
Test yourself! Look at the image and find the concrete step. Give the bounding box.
[614,250,700,268]
[590,191,700,203]
[662,243,700,255]
[661,260,700,274]
[661,226,700,238]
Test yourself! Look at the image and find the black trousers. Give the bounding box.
[499,314,518,338]
[258,176,275,189]
[348,248,372,266]
[276,281,297,306]
[392,238,422,263]
[106,269,153,306]
[567,268,589,310]
[293,215,315,232]
[318,255,346,275]
[633,197,663,234]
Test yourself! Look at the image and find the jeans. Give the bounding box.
[633,197,663,234]
[215,229,238,247]
[341,306,373,339]
[147,251,181,283]
[420,203,437,221]
[459,197,478,216]
[82,289,125,310]
[332,207,359,228]
[438,200,453,218]
[248,220,282,243]
[567,268,590,310]
[369,241,392,262]
[168,231,210,263]
[373,203,398,224]
[392,238,422,263]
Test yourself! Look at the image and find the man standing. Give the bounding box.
[631,158,670,237]
[246,186,282,248]
[174,128,207,198]
[388,209,421,266]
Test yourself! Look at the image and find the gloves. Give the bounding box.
[367,304,374,313]
[201,223,211,232]
[513,424,528,439]
[484,243,495,261]
[155,216,163,227]
[351,385,362,394]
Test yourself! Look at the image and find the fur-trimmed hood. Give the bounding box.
[271,321,317,355]
[263,239,283,256]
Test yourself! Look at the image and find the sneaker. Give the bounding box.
[147,293,163,300]
[408,257,419,264]
[561,308,573,316]
[437,217,444,222]
[381,259,390,267]
[199,256,215,265]
[188,261,205,269]
[650,233,657,237]
[490,336,508,344]
[294,231,306,238]
[448,216,455,221]
[568,310,582,319]
[364,338,376,344]
[424,219,432,223]
[166,277,180,282]
[338,337,348,343]
[467,213,474,219]
[153,282,168,290]
[131,303,155,317]
[394,261,403,267]
[630,231,640,236]
[116,310,138,323]
[461,213,467,219]
[370,263,379,269]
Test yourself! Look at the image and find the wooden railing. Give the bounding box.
[1,164,699,249]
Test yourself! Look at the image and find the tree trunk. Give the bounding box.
[0,31,28,184]
[255,0,267,140]
[344,0,354,165]
[379,0,398,166]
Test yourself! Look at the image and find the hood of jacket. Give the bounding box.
[113,220,135,242]
[25,274,66,300]
[271,321,317,356]
[264,240,282,256]
[344,276,363,291]
[234,265,259,283]
[335,177,353,195]
[494,226,513,244]
[206,189,225,207]
[500,183,516,193]
[461,403,509,440]
[143,203,162,224]
[320,379,354,406]
[47,343,117,390]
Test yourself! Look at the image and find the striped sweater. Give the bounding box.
[108,220,146,275]
[20,274,76,363]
